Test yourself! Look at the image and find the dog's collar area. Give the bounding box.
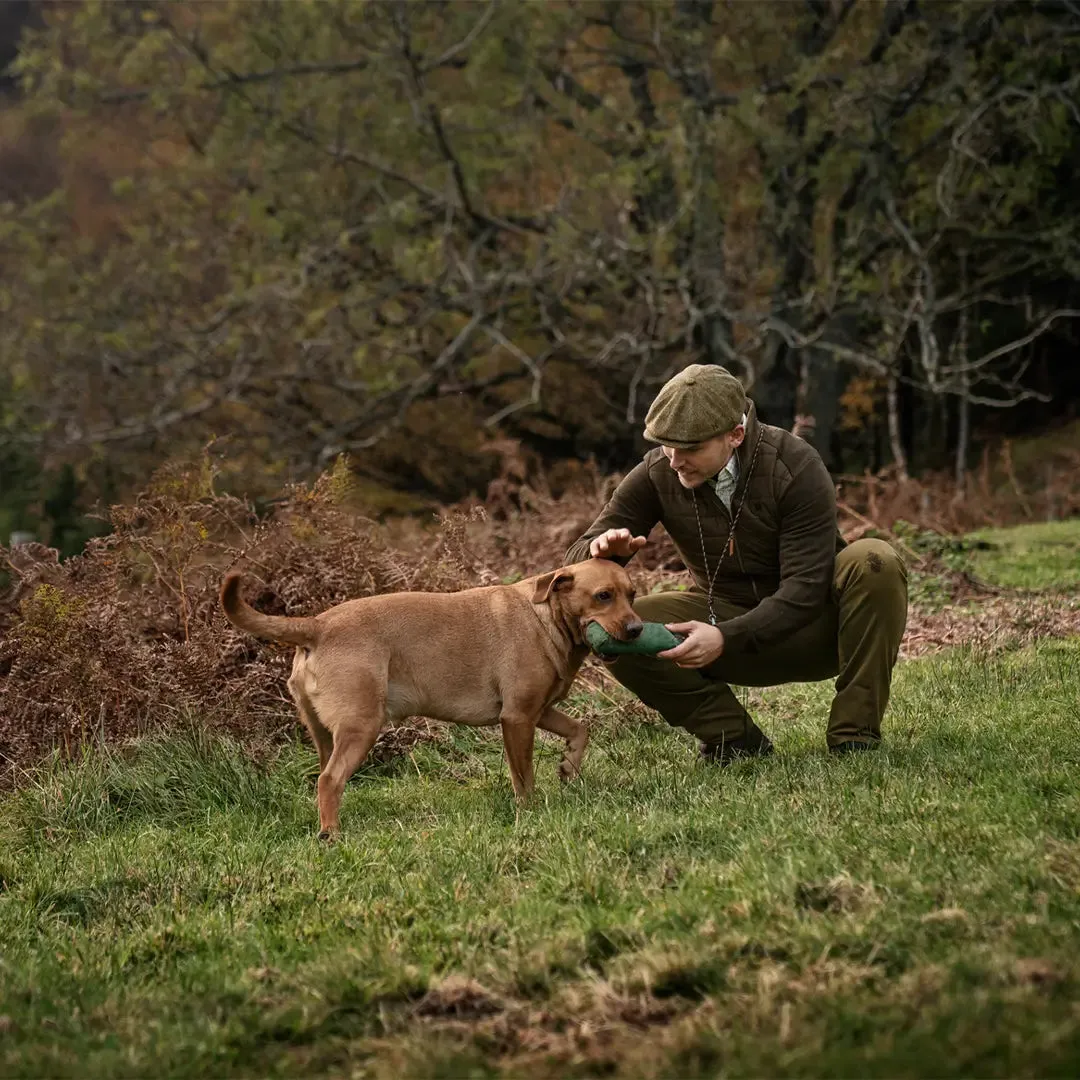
[550,598,582,647]
[527,594,577,680]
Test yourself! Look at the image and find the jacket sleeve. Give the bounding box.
[713,457,837,656]
[564,460,663,565]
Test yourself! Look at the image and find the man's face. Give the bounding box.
[662,426,745,488]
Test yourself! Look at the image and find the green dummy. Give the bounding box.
[586,621,686,657]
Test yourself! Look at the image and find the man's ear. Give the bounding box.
[532,570,575,605]
[731,423,747,448]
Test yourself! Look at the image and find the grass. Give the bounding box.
[969,519,1080,591]
[1,522,1079,1078]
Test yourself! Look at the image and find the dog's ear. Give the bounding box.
[532,570,575,605]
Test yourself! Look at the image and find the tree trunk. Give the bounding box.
[753,336,799,431]
[954,251,970,493]
[886,373,909,480]
[955,386,970,493]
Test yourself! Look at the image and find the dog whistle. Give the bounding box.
[728,537,735,556]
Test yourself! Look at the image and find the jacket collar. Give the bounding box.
[695,399,761,497]
[733,400,761,494]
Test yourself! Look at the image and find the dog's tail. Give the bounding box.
[220,573,320,648]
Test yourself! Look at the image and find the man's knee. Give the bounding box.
[631,589,706,624]
[633,592,673,621]
[836,538,908,597]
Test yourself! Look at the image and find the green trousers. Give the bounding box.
[609,539,909,749]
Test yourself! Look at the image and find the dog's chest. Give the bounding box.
[544,671,575,708]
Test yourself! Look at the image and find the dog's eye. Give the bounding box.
[593,590,612,602]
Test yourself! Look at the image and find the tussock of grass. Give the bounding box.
[2,636,1079,1077]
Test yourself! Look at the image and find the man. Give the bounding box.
[565,364,908,763]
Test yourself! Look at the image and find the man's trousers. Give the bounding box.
[608,539,909,749]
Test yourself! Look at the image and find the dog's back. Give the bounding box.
[295,586,561,726]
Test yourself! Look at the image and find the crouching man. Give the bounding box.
[565,364,909,763]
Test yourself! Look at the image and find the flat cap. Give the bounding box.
[643,364,747,448]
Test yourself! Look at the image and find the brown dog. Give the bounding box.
[220,560,641,837]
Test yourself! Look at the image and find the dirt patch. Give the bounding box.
[378,954,900,1077]
[1045,839,1080,891]
[402,975,694,1074]
[902,593,1080,659]
[414,976,505,1020]
[794,874,878,914]
[1012,958,1064,990]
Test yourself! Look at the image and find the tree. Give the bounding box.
[1,0,1078,510]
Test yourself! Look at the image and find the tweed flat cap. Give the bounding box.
[643,364,747,448]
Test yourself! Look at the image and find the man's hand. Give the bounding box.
[589,528,648,560]
[658,621,725,668]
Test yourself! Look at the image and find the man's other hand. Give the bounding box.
[589,528,648,559]
[658,621,725,668]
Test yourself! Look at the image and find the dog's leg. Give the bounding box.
[289,661,334,774]
[537,707,588,782]
[295,690,334,774]
[316,723,380,840]
[499,715,537,800]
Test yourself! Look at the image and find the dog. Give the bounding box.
[220,559,641,838]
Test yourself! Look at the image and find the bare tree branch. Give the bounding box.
[422,1,499,74]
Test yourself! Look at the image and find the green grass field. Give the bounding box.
[969,520,1080,591]
[2,522,1079,1078]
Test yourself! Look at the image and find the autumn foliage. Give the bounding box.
[2,435,1078,779]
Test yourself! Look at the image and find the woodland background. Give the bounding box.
[1,0,1079,555]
